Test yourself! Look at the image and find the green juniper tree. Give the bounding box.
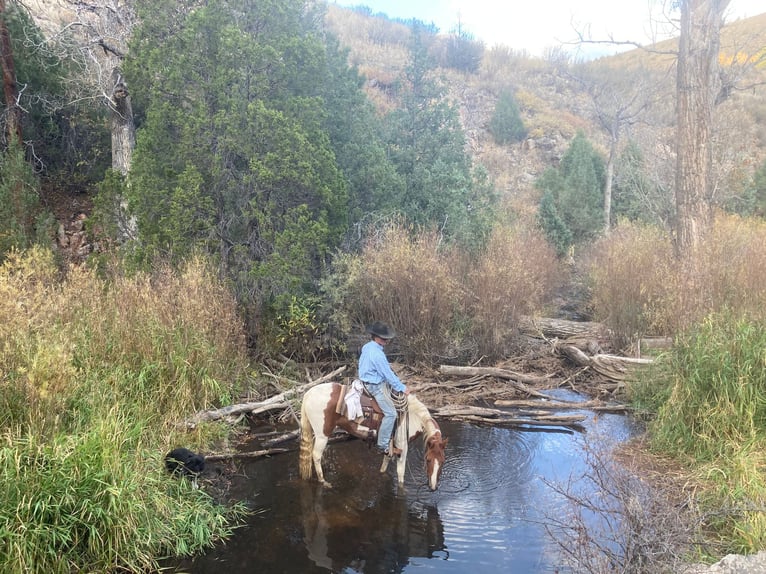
[489,89,527,145]
[382,23,496,249]
[536,131,605,251]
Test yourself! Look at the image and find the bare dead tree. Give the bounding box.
[562,63,672,234]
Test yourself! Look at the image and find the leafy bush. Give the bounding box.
[0,144,48,258]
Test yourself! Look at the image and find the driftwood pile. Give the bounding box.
[184,318,661,447]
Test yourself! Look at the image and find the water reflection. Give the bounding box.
[173,401,637,574]
[300,482,445,573]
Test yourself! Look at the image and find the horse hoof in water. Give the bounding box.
[165,447,206,478]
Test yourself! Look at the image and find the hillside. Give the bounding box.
[325,4,766,223]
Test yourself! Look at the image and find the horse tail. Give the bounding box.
[299,394,314,480]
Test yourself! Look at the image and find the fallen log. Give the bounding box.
[494,398,630,413]
[557,345,652,381]
[184,365,346,427]
[438,365,554,398]
[519,316,610,340]
[433,404,586,428]
[205,448,290,461]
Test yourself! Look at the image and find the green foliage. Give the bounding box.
[0,417,246,574]
[0,143,48,257]
[382,25,497,248]
[260,295,322,361]
[125,0,351,331]
[0,248,250,572]
[489,89,527,145]
[640,313,766,552]
[320,36,404,221]
[738,157,766,218]
[536,131,605,248]
[537,187,572,257]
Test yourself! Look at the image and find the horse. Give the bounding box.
[299,382,447,490]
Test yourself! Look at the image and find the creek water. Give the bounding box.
[172,391,639,574]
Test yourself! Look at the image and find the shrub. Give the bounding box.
[467,224,560,359]
[644,313,766,553]
[585,221,676,347]
[586,214,766,348]
[489,89,527,145]
[350,222,460,362]
[0,248,250,572]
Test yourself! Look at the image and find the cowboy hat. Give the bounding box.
[366,321,396,339]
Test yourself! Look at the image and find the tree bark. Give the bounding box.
[675,0,729,259]
[0,0,22,146]
[110,67,135,176]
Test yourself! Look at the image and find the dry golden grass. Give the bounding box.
[587,214,766,347]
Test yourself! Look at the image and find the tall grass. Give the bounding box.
[586,215,766,346]
[0,247,250,572]
[639,313,766,553]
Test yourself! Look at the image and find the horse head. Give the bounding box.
[424,433,448,491]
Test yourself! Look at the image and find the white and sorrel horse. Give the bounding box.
[299,382,447,490]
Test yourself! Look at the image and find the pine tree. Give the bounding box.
[536,131,605,249]
[489,90,527,145]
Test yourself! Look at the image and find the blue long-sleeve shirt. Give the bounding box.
[358,340,405,392]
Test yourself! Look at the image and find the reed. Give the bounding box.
[0,247,250,572]
[641,312,766,553]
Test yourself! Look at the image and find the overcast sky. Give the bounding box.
[334,0,766,58]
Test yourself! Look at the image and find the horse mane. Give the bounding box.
[407,394,440,440]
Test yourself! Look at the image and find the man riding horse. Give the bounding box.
[358,321,409,456]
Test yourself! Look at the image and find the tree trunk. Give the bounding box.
[675,0,729,259]
[603,126,617,234]
[0,0,22,146]
[110,67,135,176]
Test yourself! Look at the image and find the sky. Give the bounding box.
[334,0,766,58]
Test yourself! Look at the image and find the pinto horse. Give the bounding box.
[299,382,447,490]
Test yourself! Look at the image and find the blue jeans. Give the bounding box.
[366,383,396,450]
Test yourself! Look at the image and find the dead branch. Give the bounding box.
[183,366,346,427]
[204,448,290,461]
[438,365,555,398]
[557,345,653,381]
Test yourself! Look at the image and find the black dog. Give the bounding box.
[165,447,206,478]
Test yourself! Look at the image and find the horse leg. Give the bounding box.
[396,447,407,487]
[379,454,390,473]
[312,435,332,488]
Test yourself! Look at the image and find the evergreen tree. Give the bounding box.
[124,0,349,328]
[318,35,403,223]
[383,24,496,247]
[536,131,605,248]
[489,89,527,145]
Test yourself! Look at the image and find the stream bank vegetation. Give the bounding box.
[4,210,766,571]
[0,248,250,573]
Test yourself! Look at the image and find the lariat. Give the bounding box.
[388,387,409,451]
